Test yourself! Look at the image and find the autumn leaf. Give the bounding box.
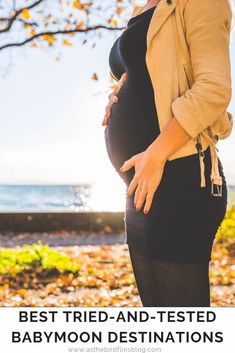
[42,34,55,44]
[31,41,38,48]
[63,39,72,46]
[116,8,124,15]
[25,26,36,37]
[92,73,98,81]
[73,1,83,10]
[110,19,118,26]
[76,21,84,29]
[22,9,30,20]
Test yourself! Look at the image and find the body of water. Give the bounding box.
[0,185,93,212]
[0,184,234,212]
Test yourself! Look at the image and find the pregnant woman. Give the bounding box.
[102,0,233,306]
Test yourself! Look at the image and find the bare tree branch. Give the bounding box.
[0,24,126,51]
[0,17,39,27]
[0,0,44,33]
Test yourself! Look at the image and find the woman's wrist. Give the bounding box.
[145,141,168,166]
[145,116,191,166]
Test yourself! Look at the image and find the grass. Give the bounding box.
[0,242,81,275]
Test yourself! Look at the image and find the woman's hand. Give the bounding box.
[120,149,166,214]
[102,72,127,126]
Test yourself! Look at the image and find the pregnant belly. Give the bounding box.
[104,121,143,185]
[104,83,159,181]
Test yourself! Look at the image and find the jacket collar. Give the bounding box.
[133,0,178,48]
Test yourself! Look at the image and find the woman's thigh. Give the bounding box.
[128,244,211,307]
[127,244,160,306]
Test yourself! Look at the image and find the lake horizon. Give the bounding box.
[0,184,234,212]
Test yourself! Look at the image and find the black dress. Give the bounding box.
[104,6,227,265]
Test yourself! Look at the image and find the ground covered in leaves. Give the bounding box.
[0,240,234,307]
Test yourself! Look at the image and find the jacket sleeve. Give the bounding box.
[171,0,232,139]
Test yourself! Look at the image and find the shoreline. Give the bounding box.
[0,230,126,248]
[0,211,125,233]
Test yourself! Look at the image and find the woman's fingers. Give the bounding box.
[134,183,156,213]
[106,94,118,116]
[133,181,144,206]
[127,172,139,197]
[108,92,118,101]
[102,94,118,125]
[109,83,120,97]
[102,72,126,126]
[135,182,148,211]
[132,178,154,212]
[102,90,119,126]
[143,189,155,214]
[121,72,127,83]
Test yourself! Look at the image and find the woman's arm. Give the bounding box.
[120,116,191,214]
[171,0,232,139]
[120,0,232,214]
[146,116,191,164]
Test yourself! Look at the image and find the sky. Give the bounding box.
[0,3,234,196]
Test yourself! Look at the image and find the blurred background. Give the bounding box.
[0,0,135,213]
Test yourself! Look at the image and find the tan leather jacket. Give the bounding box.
[110,0,233,197]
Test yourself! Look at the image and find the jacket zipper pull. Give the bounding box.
[211,178,223,197]
[200,131,223,197]
[209,144,223,197]
[195,140,206,187]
